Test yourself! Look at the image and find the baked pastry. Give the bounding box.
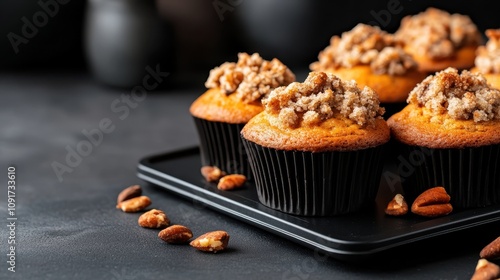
[395,7,483,73]
[471,29,500,89]
[190,52,295,180]
[387,67,500,209]
[241,71,390,216]
[310,23,427,106]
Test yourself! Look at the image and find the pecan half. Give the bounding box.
[217,174,246,190]
[116,196,151,213]
[471,259,500,280]
[190,230,230,253]
[385,194,409,216]
[411,186,453,217]
[138,209,170,229]
[116,185,142,204]
[158,225,193,244]
[480,236,500,260]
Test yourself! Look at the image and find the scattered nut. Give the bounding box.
[190,230,230,253]
[385,194,409,216]
[217,174,246,190]
[411,186,453,217]
[138,209,170,229]
[201,166,225,182]
[116,185,142,205]
[480,236,500,260]
[158,225,193,244]
[471,259,500,280]
[116,196,151,213]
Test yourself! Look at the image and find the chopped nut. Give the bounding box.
[138,209,170,229]
[407,67,500,122]
[190,230,230,253]
[471,259,500,280]
[480,236,500,260]
[158,225,193,244]
[263,71,384,129]
[217,174,246,190]
[411,186,453,218]
[385,194,408,216]
[116,196,151,213]
[201,166,225,182]
[116,185,142,205]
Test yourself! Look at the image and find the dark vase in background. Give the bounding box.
[84,0,166,88]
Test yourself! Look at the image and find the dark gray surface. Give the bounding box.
[0,71,499,280]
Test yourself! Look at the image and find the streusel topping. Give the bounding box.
[475,29,500,74]
[205,52,295,103]
[310,24,417,75]
[395,8,482,59]
[263,71,385,128]
[408,67,500,122]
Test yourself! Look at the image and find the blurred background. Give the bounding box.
[1,0,499,90]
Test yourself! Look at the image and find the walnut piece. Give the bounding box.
[385,194,409,216]
[190,230,230,253]
[204,52,295,103]
[407,67,500,122]
[471,259,500,280]
[395,7,482,59]
[138,209,170,229]
[263,71,384,128]
[310,24,417,75]
[475,29,500,74]
[200,166,225,183]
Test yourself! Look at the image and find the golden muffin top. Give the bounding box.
[407,67,500,122]
[310,23,417,75]
[395,7,482,59]
[204,52,295,104]
[263,71,385,129]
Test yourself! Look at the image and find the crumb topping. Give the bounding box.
[310,24,417,75]
[475,29,500,74]
[408,67,500,122]
[395,8,482,59]
[263,72,385,128]
[204,53,295,103]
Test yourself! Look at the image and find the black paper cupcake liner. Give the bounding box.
[242,138,386,216]
[193,117,252,180]
[396,144,500,209]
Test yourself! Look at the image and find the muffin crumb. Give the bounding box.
[395,7,482,59]
[263,72,385,128]
[205,53,295,103]
[407,67,500,122]
[310,24,416,75]
[475,29,500,74]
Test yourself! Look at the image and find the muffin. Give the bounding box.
[190,52,295,180]
[395,7,483,73]
[472,29,500,89]
[241,71,390,216]
[310,23,427,109]
[387,67,500,209]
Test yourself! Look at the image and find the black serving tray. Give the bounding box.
[137,146,500,261]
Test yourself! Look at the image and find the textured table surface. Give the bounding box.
[0,71,499,280]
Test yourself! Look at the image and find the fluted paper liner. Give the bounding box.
[397,144,500,209]
[193,117,252,179]
[242,138,385,216]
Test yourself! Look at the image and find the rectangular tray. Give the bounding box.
[137,146,500,261]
